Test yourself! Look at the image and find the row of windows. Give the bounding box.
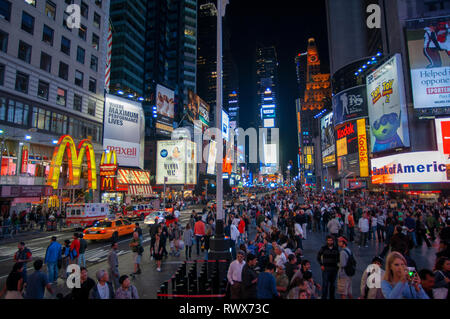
[0,94,102,142]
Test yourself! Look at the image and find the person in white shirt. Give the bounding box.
[230,223,240,259]
[227,250,246,299]
[91,270,115,299]
[358,213,370,248]
[294,222,304,250]
[174,209,180,219]
[274,246,287,267]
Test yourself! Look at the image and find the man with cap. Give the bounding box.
[227,250,246,299]
[14,241,32,284]
[241,253,258,299]
[44,236,62,284]
[359,256,384,299]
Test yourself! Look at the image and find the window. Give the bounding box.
[42,25,54,45]
[58,61,68,80]
[21,11,35,34]
[56,87,66,106]
[88,77,96,93]
[95,0,102,8]
[80,1,88,18]
[18,41,32,63]
[75,70,83,87]
[0,0,11,21]
[78,24,87,41]
[8,99,29,125]
[73,94,82,112]
[45,1,56,20]
[40,52,52,72]
[37,80,49,100]
[90,55,98,72]
[92,33,99,51]
[76,46,85,64]
[0,64,4,86]
[63,11,71,30]
[87,99,96,116]
[65,0,73,4]
[0,31,7,52]
[61,36,70,55]
[15,71,29,93]
[24,0,36,6]
[93,12,101,29]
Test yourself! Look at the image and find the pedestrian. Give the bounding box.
[61,239,71,279]
[0,262,24,299]
[108,242,120,290]
[69,267,95,300]
[13,241,32,284]
[432,256,449,299]
[230,222,240,260]
[204,228,212,260]
[377,211,386,243]
[317,235,339,299]
[241,253,258,299]
[257,263,279,299]
[294,220,303,250]
[327,214,341,241]
[416,214,432,248]
[381,251,429,299]
[69,233,80,264]
[183,223,194,260]
[115,275,139,299]
[337,236,354,299]
[360,256,385,299]
[358,213,370,248]
[90,270,115,299]
[227,250,246,299]
[24,259,53,299]
[150,233,164,272]
[78,232,88,268]
[418,269,436,299]
[135,223,143,242]
[44,236,62,284]
[129,231,143,275]
[275,264,289,298]
[194,218,205,255]
[405,213,418,248]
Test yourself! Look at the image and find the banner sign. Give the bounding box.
[156,140,197,185]
[333,85,368,126]
[366,54,410,153]
[103,94,145,168]
[21,145,29,174]
[156,84,175,135]
[371,151,450,184]
[117,169,150,185]
[406,17,450,117]
[357,118,369,177]
[321,112,336,167]
[435,118,450,155]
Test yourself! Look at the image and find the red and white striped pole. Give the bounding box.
[105,22,112,93]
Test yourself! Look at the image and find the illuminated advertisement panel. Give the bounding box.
[156,84,175,135]
[366,54,410,153]
[156,140,197,185]
[406,17,450,117]
[371,151,450,184]
[332,85,368,126]
[222,110,230,142]
[435,118,450,155]
[264,118,275,128]
[320,112,336,167]
[207,140,217,175]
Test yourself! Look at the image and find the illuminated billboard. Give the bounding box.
[156,140,197,185]
[332,85,368,126]
[156,84,175,135]
[103,94,145,168]
[263,118,275,128]
[371,151,450,184]
[406,18,450,117]
[366,54,410,153]
[207,140,217,175]
[320,112,336,167]
[435,118,450,155]
[222,110,230,141]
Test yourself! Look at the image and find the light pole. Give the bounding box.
[342,172,353,204]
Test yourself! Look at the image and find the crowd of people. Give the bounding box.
[0,186,449,300]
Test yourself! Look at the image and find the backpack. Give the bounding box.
[343,248,356,277]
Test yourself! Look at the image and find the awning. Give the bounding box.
[127,185,153,197]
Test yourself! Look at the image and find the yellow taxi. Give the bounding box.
[83,218,136,242]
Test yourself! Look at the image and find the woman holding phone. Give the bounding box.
[381,251,429,299]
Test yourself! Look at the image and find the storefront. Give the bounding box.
[0,185,53,217]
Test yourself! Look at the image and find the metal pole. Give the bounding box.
[163,178,166,209]
[216,0,224,221]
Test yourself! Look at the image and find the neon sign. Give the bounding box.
[47,135,97,190]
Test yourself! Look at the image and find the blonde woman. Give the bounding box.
[381,252,429,299]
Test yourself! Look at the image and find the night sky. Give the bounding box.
[227,0,329,176]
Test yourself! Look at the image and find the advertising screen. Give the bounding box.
[321,112,336,167]
[332,85,368,126]
[156,84,175,135]
[186,90,200,124]
[207,140,217,175]
[435,118,450,155]
[156,140,197,185]
[264,144,278,164]
[371,151,450,184]
[406,18,450,117]
[366,54,410,153]
[222,110,230,141]
[264,118,275,128]
[103,94,145,168]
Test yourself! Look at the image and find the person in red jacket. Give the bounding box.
[238,218,246,245]
[70,233,80,264]
[194,219,206,256]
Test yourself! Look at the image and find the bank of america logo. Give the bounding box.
[160,150,168,158]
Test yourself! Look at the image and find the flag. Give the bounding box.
[105,20,112,93]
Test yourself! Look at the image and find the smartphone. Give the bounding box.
[407,267,416,278]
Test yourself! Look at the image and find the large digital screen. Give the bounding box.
[222,110,230,141]
[366,54,410,153]
[435,118,450,155]
[156,140,196,185]
[406,18,450,117]
[264,144,278,164]
[320,112,336,167]
[263,118,275,128]
[332,85,368,126]
[103,94,145,168]
[156,84,175,135]
[207,140,217,175]
[371,151,450,184]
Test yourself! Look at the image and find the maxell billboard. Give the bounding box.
[103,94,145,168]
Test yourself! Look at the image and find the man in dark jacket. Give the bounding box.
[78,233,88,268]
[317,235,339,299]
[241,253,258,299]
[90,269,115,299]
